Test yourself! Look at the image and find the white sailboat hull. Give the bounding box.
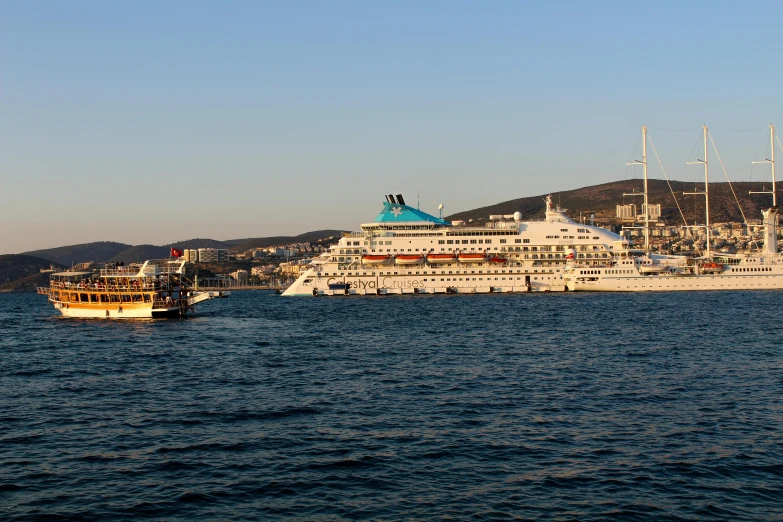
[567,272,783,292]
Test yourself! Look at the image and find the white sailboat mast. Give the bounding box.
[751,124,779,255]
[771,124,776,207]
[624,125,650,250]
[704,125,710,259]
[752,124,777,207]
[686,124,710,258]
[643,126,649,251]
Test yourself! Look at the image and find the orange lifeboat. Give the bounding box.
[427,253,457,264]
[458,252,486,263]
[361,254,392,266]
[395,254,425,265]
[488,256,507,264]
[701,262,724,273]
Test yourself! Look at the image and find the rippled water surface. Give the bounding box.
[2,291,782,520]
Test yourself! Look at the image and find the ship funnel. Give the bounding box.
[396,194,406,205]
[387,194,396,204]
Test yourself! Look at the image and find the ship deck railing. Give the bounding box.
[100,266,183,277]
[98,268,144,276]
[152,299,178,309]
[47,281,175,292]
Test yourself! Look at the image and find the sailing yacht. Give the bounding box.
[563,125,783,292]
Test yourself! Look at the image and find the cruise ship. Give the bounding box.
[563,124,783,292]
[282,195,624,296]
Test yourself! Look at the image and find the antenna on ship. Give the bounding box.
[624,125,650,251]
[686,124,711,259]
[438,203,444,219]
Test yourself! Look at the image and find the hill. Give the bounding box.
[446,179,775,225]
[0,272,55,293]
[108,245,172,263]
[164,238,231,250]
[20,231,344,265]
[24,241,131,266]
[0,255,65,293]
[224,230,345,251]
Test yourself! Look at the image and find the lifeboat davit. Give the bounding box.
[488,256,507,264]
[427,253,456,264]
[361,254,392,265]
[395,254,425,265]
[458,253,486,263]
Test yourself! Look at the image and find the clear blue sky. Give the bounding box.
[2,1,782,254]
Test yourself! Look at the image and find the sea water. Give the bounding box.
[1,291,782,520]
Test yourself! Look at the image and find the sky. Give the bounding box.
[2,1,783,254]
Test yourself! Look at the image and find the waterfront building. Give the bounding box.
[197,248,229,263]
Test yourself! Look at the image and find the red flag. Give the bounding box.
[171,248,183,258]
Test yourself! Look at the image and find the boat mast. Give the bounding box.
[751,124,778,255]
[751,124,776,206]
[771,124,776,207]
[686,125,710,258]
[624,125,650,250]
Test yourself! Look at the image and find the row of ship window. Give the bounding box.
[52,291,153,303]
[321,269,559,276]
[438,239,495,244]
[422,277,552,282]
[339,245,607,254]
[361,229,520,236]
[348,230,520,242]
[581,270,632,274]
[733,267,772,272]
[546,235,601,240]
[333,252,609,262]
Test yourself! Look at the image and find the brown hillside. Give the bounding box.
[446,179,776,225]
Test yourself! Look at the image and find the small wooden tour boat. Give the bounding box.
[37,258,225,319]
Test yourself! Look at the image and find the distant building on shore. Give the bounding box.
[230,269,248,283]
[616,204,636,219]
[197,248,229,263]
[184,249,199,262]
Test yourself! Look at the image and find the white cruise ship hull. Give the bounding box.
[283,268,565,296]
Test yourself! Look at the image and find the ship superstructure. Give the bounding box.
[283,194,624,296]
[37,259,227,318]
